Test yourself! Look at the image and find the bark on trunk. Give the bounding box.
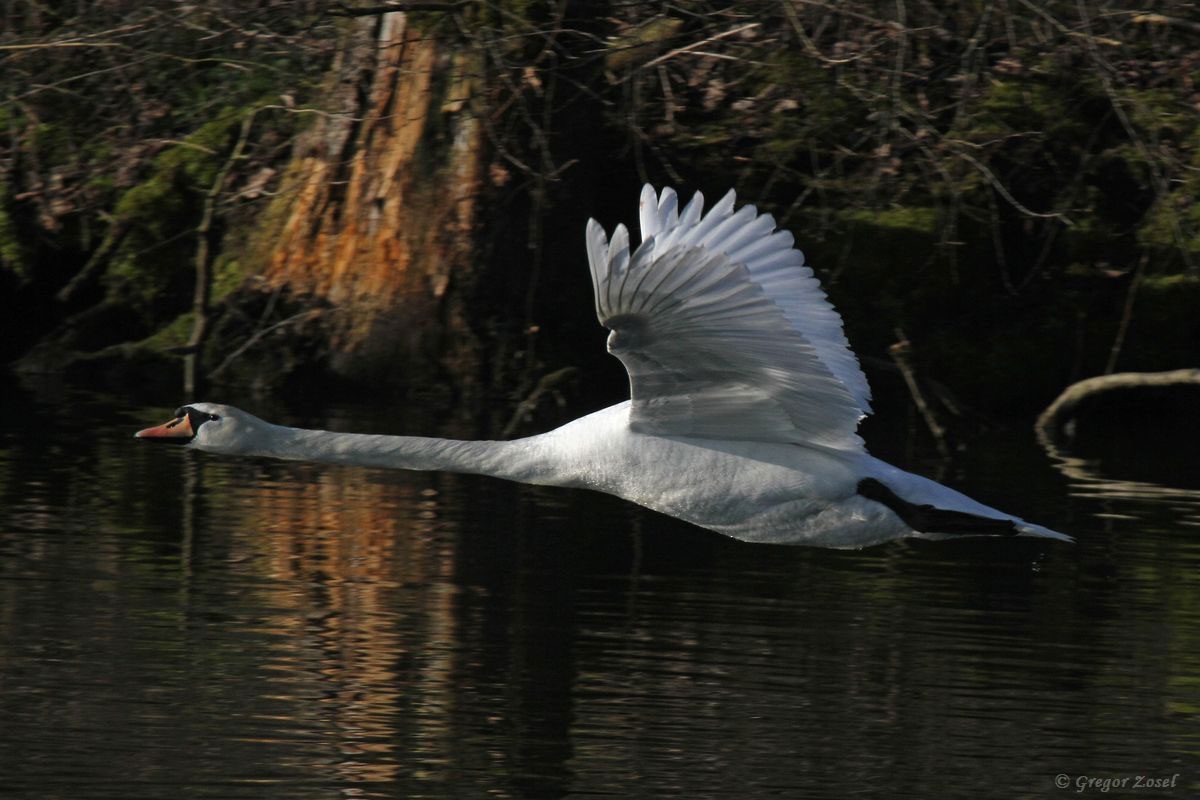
[252,12,485,394]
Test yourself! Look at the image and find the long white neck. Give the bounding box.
[225,423,556,485]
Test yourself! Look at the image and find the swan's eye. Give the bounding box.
[178,406,219,432]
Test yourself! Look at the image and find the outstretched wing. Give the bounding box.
[586,185,871,450]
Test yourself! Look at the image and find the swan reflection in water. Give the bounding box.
[138,185,1070,548]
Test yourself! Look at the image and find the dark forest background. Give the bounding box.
[2,1,1197,428]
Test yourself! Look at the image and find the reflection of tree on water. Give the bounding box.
[1035,369,1200,525]
[1037,427,1200,528]
[210,462,463,789]
[5,396,1200,797]
[191,455,581,795]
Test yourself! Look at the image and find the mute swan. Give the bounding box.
[137,185,1069,547]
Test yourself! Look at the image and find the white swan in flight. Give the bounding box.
[137,185,1069,547]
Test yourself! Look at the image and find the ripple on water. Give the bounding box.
[0,397,1197,798]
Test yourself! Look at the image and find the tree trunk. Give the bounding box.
[252,11,485,396]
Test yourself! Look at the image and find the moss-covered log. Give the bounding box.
[1036,368,1200,443]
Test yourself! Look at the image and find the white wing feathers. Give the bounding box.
[586,184,872,450]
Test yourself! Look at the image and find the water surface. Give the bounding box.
[0,387,1196,798]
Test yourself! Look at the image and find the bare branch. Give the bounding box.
[329,1,467,16]
[950,149,1076,226]
[642,23,760,69]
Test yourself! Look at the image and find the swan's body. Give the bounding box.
[138,186,1069,548]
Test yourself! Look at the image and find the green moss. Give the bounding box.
[0,184,28,277]
[139,311,195,351]
[113,110,243,224]
[958,73,1102,154]
[211,254,244,303]
[1137,172,1200,263]
[106,107,247,316]
[1121,87,1195,139]
[840,206,939,235]
[1139,272,1200,299]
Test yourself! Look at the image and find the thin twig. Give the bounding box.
[208,310,324,380]
[1104,253,1147,375]
[890,332,951,458]
[642,23,760,69]
[951,149,1075,226]
[185,111,257,395]
[330,1,467,16]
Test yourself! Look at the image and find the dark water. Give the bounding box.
[0,386,1196,799]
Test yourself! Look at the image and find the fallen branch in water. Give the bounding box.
[1036,368,1200,442]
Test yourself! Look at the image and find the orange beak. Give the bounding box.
[135,413,195,443]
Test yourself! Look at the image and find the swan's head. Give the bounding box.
[134,402,270,455]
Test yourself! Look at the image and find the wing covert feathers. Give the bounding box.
[586,185,872,449]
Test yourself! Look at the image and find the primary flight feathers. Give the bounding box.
[586,185,871,449]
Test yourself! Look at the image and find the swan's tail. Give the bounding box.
[1016,521,1075,543]
[857,476,1074,543]
[914,519,1074,543]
